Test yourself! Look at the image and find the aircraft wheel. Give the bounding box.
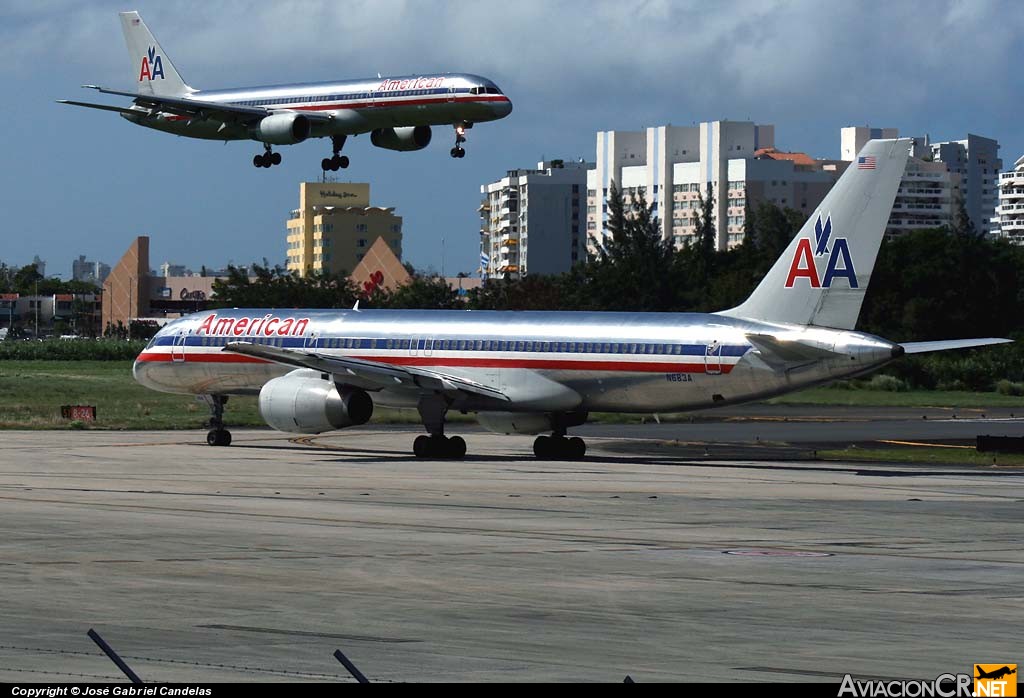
[533,435,551,459]
[448,435,466,459]
[321,157,333,171]
[207,429,231,447]
[450,147,460,158]
[339,155,350,169]
[569,436,586,459]
[456,148,466,158]
[254,155,265,168]
[270,152,282,166]
[413,435,430,458]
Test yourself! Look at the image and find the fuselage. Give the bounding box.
[134,308,899,414]
[121,73,512,141]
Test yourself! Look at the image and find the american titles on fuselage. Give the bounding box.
[197,313,310,338]
[375,76,447,92]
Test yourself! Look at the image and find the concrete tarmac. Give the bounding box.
[0,427,1021,682]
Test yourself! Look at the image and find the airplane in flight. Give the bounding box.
[133,139,1009,458]
[975,666,1017,681]
[58,11,512,170]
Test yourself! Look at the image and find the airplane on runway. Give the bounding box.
[133,139,1010,458]
[58,11,512,170]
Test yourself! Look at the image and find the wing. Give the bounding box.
[900,338,1012,354]
[77,85,335,125]
[224,341,510,403]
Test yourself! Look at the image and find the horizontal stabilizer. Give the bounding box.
[746,333,842,363]
[56,99,140,115]
[224,341,510,402]
[900,338,1012,354]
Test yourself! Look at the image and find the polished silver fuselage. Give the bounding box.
[120,73,512,141]
[134,308,899,414]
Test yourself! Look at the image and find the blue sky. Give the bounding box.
[2,0,1022,279]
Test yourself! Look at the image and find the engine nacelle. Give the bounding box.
[370,125,432,151]
[252,113,311,145]
[259,370,372,434]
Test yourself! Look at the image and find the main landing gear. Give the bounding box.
[533,434,586,460]
[253,144,281,168]
[322,135,350,171]
[532,412,588,459]
[450,123,469,159]
[202,395,232,447]
[412,395,466,459]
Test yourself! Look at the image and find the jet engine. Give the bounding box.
[259,369,372,434]
[370,125,432,151]
[252,113,311,145]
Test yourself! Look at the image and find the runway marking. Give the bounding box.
[879,439,974,450]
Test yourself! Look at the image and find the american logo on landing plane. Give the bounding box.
[138,46,165,81]
[784,214,858,289]
[196,313,310,337]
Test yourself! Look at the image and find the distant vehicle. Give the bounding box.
[134,140,1009,456]
[59,11,513,170]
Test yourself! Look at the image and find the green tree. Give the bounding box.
[375,276,461,310]
[211,264,359,309]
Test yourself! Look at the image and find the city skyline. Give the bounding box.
[3,0,1022,278]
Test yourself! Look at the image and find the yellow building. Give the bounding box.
[286,182,403,276]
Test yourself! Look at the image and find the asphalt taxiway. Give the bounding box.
[0,421,1021,682]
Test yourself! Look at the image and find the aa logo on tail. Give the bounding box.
[784,214,858,289]
[138,46,165,81]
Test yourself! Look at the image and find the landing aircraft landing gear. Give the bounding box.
[202,395,232,447]
[322,135,350,171]
[254,144,281,168]
[413,395,466,459]
[450,123,469,158]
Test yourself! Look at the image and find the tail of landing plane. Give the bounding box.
[720,138,911,330]
[119,10,192,97]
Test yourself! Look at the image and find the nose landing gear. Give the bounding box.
[450,124,468,158]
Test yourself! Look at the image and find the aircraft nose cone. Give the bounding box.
[495,98,512,118]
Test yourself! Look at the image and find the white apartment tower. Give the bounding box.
[479,160,593,279]
[586,121,842,254]
[840,126,959,238]
[929,134,1002,235]
[997,154,1024,244]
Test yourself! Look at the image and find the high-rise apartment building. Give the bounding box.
[843,127,959,237]
[72,255,111,285]
[929,134,1002,235]
[286,182,403,277]
[997,154,1024,244]
[479,160,592,279]
[586,121,842,254]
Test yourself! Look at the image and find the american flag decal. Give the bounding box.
[857,156,877,170]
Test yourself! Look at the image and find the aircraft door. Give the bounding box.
[447,85,456,104]
[424,337,434,357]
[304,331,320,350]
[704,340,722,376]
[172,330,187,363]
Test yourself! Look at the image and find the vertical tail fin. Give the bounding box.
[719,138,911,330]
[119,11,192,96]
